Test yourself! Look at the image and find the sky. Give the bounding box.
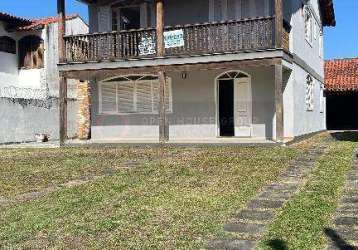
[0,0,357,60]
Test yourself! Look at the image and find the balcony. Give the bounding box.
[64,16,277,63]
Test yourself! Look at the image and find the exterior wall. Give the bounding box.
[288,0,324,76]
[0,98,78,144]
[283,0,326,138]
[291,64,326,137]
[91,67,275,140]
[90,0,274,32]
[0,21,20,88]
[0,17,88,144]
[45,18,89,98]
[0,17,88,98]
[164,0,209,26]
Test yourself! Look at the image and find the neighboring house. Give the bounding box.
[325,58,358,130]
[0,12,88,143]
[58,0,335,143]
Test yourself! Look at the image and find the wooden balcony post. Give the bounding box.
[58,0,67,145]
[274,0,283,48]
[57,0,66,62]
[156,0,165,57]
[59,76,68,146]
[275,63,284,142]
[156,0,168,142]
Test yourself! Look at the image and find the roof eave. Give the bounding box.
[320,0,336,27]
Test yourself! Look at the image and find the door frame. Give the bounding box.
[215,70,252,137]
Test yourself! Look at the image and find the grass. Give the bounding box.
[0,145,301,249]
[258,138,357,250]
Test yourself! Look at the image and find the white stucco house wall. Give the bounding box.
[58,0,335,143]
[0,12,88,143]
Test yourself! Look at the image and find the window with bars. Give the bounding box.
[0,36,16,54]
[306,75,314,111]
[99,75,172,114]
[320,83,325,113]
[304,7,313,44]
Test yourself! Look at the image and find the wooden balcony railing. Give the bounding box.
[64,16,276,63]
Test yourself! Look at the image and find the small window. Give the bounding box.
[320,83,324,113]
[18,35,44,69]
[306,75,314,111]
[313,21,318,40]
[100,75,172,114]
[0,36,16,54]
[319,32,323,58]
[304,8,313,44]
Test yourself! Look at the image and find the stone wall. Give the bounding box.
[77,81,91,140]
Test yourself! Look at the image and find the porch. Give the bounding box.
[85,66,281,142]
[56,0,286,145]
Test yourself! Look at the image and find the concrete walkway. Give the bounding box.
[208,140,329,250]
[325,150,358,250]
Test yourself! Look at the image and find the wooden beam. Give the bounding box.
[59,76,68,145]
[156,0,165,57]
[158,70,168,142]
[275,63,284,142]
[59,57,282,81]
[274,0,283,48]
[155,0,168,142]
[58,0,67,146]
[57,0,66,63]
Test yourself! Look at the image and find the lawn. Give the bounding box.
[0,133,353,249]
[0,142,304,249]
[259,135,357,250]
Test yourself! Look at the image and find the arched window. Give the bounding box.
[18,35,44,69]
[0,36,16,54]
[217,70,250,80]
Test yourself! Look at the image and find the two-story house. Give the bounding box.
[58,0,335,144]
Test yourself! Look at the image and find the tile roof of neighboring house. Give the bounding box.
[0,12,32,27]
[17,14,80,31]
[325,58,358,92]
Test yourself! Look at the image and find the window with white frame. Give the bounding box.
[320,83,325,113]
[99,75,172,114]
[313,21,318,40]
[319,32,323,58]
[304,7,313,44]
[306,75,314,111]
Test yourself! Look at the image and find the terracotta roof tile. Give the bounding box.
[0,12,31,25]
[325,58,358,92]
[17,14,79,31]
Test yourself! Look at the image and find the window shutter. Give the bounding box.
[214,0,223,21]
[228,0,240,20]
[117,82,135,113]
[101,83,117,113]
[136,81,153,113]
[98,6,112,32]
[241,0,250,18]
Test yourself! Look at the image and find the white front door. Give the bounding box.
[234,78,252,137]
